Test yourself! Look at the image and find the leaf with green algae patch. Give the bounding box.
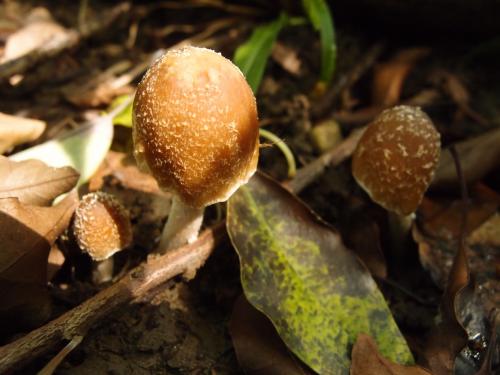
[227,172,413,374]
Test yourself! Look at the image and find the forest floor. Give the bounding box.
[0,1,499,374]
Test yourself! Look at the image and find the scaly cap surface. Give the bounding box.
[73,192,132,260]
[352,106,441,215]
[133,46,259,208]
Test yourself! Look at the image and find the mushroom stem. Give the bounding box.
[388,211,414,251]
[159,196,204,252]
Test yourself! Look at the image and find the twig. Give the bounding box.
[38,335,83,375]
[447,145,470,295]
[0,224,225,373]
[286,126,366,193]
[311,43,384,120]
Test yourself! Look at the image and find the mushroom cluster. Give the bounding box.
[133,46,259,251]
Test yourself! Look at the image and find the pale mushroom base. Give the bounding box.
[158,197,205,252]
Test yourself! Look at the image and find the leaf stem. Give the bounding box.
[259,128,296,178]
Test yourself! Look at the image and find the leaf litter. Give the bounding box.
[0,1,499,374]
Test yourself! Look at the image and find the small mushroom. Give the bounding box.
[352,105,441,216]
[73,191,132,283]
[132,46,259,252]
[352,106,441,253]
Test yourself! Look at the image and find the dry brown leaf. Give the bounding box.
[271,42,301,76]
[351,334,431,375]
[432,128,500,190]
[0,112,46,154]
[418,198,497,242]
[0,156,79,206]
[229,295,314,375]
[0,7,75,64]
[89,150,165,195]
[468,212,500,247]
[430,70,488,126]
[372,48,430,107]
[61,61,134,107]
[0,191,78,332]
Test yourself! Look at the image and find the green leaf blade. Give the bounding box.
[302,0,336,83]
[227,173,413,374]
[233,13,288,93]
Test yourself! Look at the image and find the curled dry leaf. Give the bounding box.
[89,150,164,195]
[0,156,79,206]
[372,48,430,107]
[0,112,45,154]
[0,191,78,332]
[230,295,314,375]
[432,128,500,190]
[0,7,75,64]
[271,42,301,76]
[351,334,431,375]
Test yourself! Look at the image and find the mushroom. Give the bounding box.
[352,106,441,250]
[132,46,259,252]
[73,191,132,283]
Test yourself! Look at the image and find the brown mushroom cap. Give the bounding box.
[73,192,132,261]
[133,46,259,208]
[352,105,441,216]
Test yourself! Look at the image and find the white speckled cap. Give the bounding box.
[352,106,441,215]
[133,46,259,208]
[73,192,132,261]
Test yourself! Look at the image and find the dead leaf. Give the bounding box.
[271,42,301,76]
[0,112,46,154]
[418,198,497,242]
[229,295,314,375]
[372,48,430,107]
[0,191,78,332]
[350,334,431,375]
[0,7,75,64]
[61,60,134,107]
[432,128,500,190]
[0,156,79,206]
[468,212,500,247]
[430,70,488,126]
[88,150,164,195]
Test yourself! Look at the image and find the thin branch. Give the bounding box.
[286,126,366,193]
[0,224,225,373]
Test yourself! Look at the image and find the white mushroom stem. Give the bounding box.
[159,196,204,252]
